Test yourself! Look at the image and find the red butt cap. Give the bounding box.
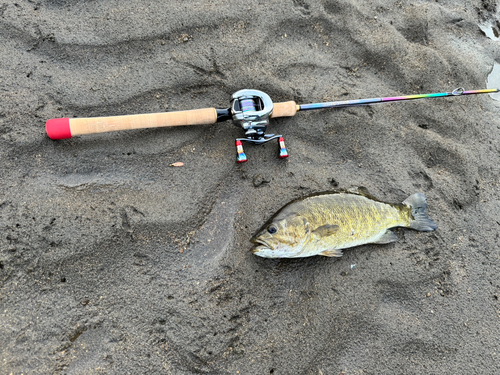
[46,118,72,139]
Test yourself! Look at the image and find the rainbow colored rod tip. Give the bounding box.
[298,88,500,111]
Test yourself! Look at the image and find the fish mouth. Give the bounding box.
[251,238,272,253]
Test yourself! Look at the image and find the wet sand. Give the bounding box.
[1,1,500,373]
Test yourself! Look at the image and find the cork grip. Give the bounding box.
[271,101,298,118]
[46,108,218,139]
[72,108,217,136]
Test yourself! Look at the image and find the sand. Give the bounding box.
[1,0,500,373]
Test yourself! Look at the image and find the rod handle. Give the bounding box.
[46,108,218,139]
[46,101,299,140]
[271,101,298,118]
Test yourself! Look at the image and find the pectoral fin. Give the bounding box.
[312,224,339,238]
[373,230,398,244]
[319,249,343,257]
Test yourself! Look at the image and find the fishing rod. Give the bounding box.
[46,87,499,162]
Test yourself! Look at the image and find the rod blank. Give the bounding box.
[298,88,500,111]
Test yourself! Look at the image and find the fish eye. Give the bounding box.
[267,225,278,234]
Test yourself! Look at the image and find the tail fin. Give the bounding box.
[403,193,438,232]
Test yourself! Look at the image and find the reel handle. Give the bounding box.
[45,101,297,140]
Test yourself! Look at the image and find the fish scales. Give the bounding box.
[251,189,437,258]
[298,194,405,249]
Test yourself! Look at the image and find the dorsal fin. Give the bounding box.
[349,186,384,202]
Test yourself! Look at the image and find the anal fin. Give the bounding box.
[373,230,398,244]
[319,249,343,257]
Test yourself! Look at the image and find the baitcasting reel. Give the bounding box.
[230,89,288,163]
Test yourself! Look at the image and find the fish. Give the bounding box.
[250,188,437,258]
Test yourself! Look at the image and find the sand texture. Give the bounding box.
[1,0,500,373]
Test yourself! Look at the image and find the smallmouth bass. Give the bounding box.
[251,188,437,258]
